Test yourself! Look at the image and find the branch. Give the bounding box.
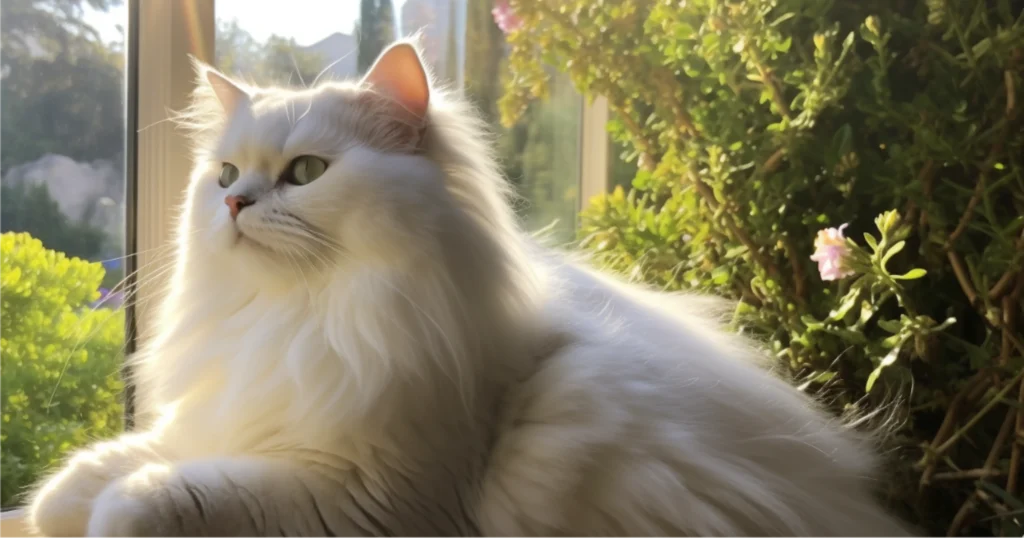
[689,173,783,283]
[947,410,1016,535]
[932,368,1024,460]
[758,147,787,176]
[1007,70,1017,118]
[746,45,792,120]
[919,371,988,486]
[1009,277,1024,496]
[905,159,935,227]
[946,173,985,249]
[782,238,808,305]
[988,229,1024,300]
[946,250,980,308]
[608,100,658,170]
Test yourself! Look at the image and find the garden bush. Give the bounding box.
[0,232,124,507]
[499,0,1023,535]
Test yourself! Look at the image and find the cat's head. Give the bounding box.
[177,42,512,290]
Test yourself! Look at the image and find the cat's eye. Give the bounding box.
[219,163,240,188]
[283,155,328,186]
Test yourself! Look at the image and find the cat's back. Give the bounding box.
[476,253,909,536]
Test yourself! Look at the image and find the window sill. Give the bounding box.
[1,509,30,537]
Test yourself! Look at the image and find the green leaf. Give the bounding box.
[881,240,905,267]
[711,266,731,285]
[892,268,927,280]
[863,233,879,252]
[877,319,903,333]
[828,288,862,321]
[769,12,797,26]
[866,343,903,392]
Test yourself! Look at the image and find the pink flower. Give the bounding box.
[810,224,855,281]
[492,1,522,33]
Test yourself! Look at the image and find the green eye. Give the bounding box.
[219,163,240,188]
[285,155,328,186]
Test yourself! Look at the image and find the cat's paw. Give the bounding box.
[27,443,127,537]
[86,461,167,536]
[86,464,182,537]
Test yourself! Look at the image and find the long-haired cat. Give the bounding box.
[27,42,910,536]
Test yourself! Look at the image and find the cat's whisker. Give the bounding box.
[311,52,353,88]
[45,256,180,409]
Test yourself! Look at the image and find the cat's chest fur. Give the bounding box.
[144,290,360,455]
[143,278,501,462]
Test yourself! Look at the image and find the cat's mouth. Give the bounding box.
[231,227,268,251]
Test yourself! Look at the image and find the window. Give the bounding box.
[0,0,129,509]
[215,0,587,242]
[0,0,605,521]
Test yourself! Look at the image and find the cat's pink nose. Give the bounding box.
[225,195,254,220]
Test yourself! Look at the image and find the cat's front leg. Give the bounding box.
[27,433,161,537]
[86,457,368,537]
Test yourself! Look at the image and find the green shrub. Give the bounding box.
[0,232,124,507]
[501,0,1023,535]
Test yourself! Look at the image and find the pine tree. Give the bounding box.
[356,0,379,73]
[376,0,396,47]
[357,0,397,74]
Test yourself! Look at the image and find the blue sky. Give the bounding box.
[84,1,410,48]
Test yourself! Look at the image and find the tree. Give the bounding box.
[463,0,508,125]
[0,0,125,173]
[215,19,326,87]
[0,182,106,260]
[0,232,124,508]
[502,0,1024,535]
[356,0,396,73]
[0,0,125,264]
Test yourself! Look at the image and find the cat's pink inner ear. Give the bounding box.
[362,43,430,120]
[206,69,250,113]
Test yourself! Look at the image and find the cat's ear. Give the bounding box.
[361,42,430,120]
[192,58,251,114]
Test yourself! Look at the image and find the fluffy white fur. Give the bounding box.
[27,42,911,536]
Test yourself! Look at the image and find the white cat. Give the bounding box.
[27,42,910,536]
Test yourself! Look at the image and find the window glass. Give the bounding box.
[216,0,583,242]
[0,0,128,508]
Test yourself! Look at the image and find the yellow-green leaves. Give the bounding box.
[0,232,124,507]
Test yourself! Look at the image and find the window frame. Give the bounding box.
[0,1,607,526]
[0,0,214,526]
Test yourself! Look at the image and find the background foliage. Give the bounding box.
[501,0,1024,535]
[356,0,397,73]
[0,233,124,507]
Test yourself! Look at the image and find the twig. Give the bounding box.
[932,468,1005,481]
[986,409,1018,469]
[946,410,1016,535]
[1007,70,1017,118]
[946,250,979,308]
[933,368,1024,459]
[759,147,787,176]
[947,493,978,537]
[920,372,988,486]
[1003,280,1019,495]
[906,159,936,227]
[920,160,937,231]
[946,174,985,249]
[607,98,659,169]
[988,271,1018,301]
[690,174,784,283]
[746,45,792,120]
[988,230,1024,300]
[1010,371,1024,495]
[656,69,698,137]
[782,238,807,305]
